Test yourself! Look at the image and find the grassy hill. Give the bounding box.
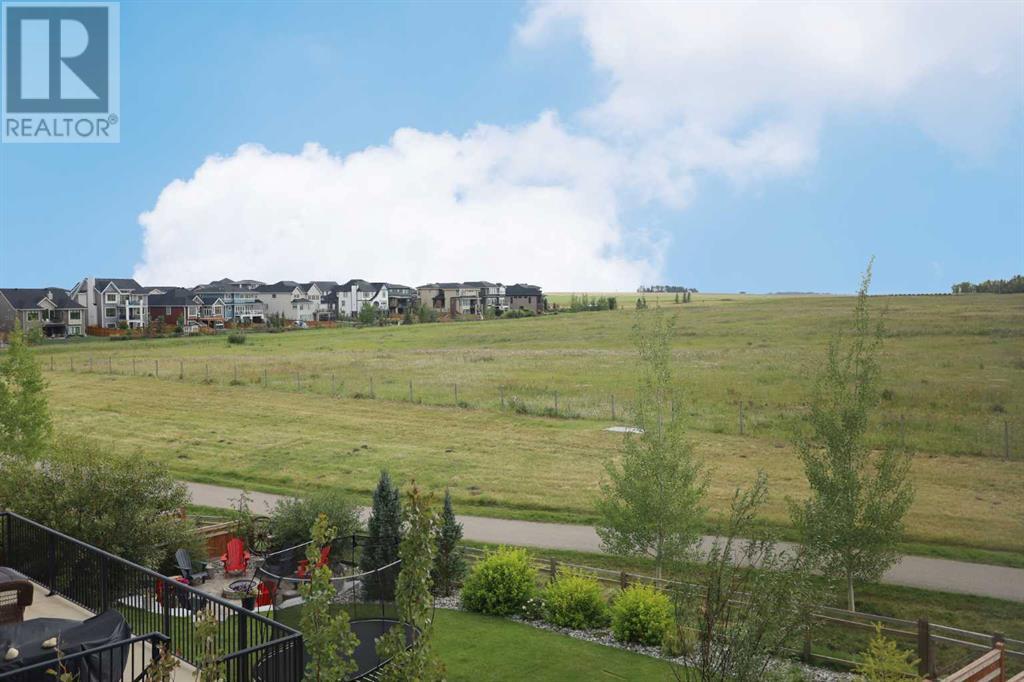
[34,293,1024,554]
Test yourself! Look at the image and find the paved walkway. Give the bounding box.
[187,482,1024,603]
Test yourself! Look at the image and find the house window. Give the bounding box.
[105,307,116,318]
[69,311,81,321]
[27,311,39,321]
[165,307,172,315]
[68,326,81,336]
[106,293,117,302]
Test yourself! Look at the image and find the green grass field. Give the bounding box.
[33,293,1024,555]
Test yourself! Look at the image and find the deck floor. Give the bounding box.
[20,582,196,681]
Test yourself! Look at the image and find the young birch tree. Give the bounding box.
[0,322,51,459]
[789,262,915,611]
[596,310,707,579]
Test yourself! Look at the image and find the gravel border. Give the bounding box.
[433,592,856,682]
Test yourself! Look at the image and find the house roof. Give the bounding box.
[340,278,379,293]
[0,288,84,310]
[506,284,543,295]
[380,283,413,293]
[255,281,300,293]
[196,294,225,305]
[463,281,498,287]
[96,278,143,292]
[304,281,338,292]
[148,287,199,307]
[194,282,255,293]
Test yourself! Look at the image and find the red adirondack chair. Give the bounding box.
[297,545,331,578]
[220,537,251,576]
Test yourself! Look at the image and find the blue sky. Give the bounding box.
[1,0,1021,293]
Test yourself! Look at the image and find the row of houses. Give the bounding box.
[0,277,543,338]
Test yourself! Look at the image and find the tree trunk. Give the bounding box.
[847,572,856,612]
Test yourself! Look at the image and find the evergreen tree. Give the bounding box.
[431,489,466,596]
[0,322,51,459]
[361,470,402,599]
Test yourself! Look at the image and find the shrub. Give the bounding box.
[227,332,246,345]
[461,547,537,616]
[610,584,672,646]
[268,489,361,553]
[542,570,609,629]
[661,621,694,658]
[855,623,919,681]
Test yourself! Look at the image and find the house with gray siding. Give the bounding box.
[0,288,86,338]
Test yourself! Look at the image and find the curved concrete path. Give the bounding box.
[186,481,1024,603]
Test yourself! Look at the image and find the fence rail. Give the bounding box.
[0,512,304,681]
[460,546,1023,675]
[41,355,1020,460]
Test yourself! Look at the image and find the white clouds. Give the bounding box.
[519,1,1022,159]
[135,115,659,289]
[134,2,1022,288]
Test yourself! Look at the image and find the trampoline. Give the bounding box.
[254,538,420,681]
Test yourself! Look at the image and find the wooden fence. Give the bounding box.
[461,546,1024,677]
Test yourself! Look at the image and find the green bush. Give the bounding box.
[542,570,609,630]
[461,547,537,616]
[610,584,672,646]
[268,489,361,553]
[227,332,246,344]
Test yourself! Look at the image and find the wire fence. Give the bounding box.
[43,354,1021,460]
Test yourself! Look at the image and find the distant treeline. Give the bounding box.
[637,285,697,293]
[951,275,1023,294]
[552,293,619,313]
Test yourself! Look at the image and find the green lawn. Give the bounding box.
[435,609,679,681]
[29,293,1024,555]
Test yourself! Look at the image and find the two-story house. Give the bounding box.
[147,287,204,332]
[303,281,338,321]
[466,281,507,314]
[416,283,481,316]
[336,279,389,319]
[380,283,416,316]
[69,277,151,329]
[192,280,265,324]
[506,283,544,313]
[0,288,87,338]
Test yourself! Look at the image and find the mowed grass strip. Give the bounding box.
[433,609,679,681]
[38,293,1024,458]
[46,371,1024,553]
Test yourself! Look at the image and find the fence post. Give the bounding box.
[155,360,159,378]
[179,360,184,380]
[917,618,934,679]
[50,355,54,371]
[332,373,337,395]
[234,364,238,382]
[619,571,628,590]
[454,383,458,404]
[739,402,744,435]
[500,385,505,409]
[296,372,301,390]
[549,558,558,580]
[611,394,616,420]
[370,376,374,398]
[108,357,112,374]
[205,363,209,381]
[801,622,812,663]
[71,357,75,372]
[554,391,558,413]
[409,380,413,402]
[237,611,250,679]
[1005,421,1010,460]
[89,357,93,372]
[264,367,268,387]
[900,414,906,448]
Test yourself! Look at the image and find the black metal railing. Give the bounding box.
[0,633,170,682]
[0,512,304,681]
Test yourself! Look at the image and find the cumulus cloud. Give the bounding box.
[519,0,1022,160]
[135,114,660,289]
[135,1,1022,288]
